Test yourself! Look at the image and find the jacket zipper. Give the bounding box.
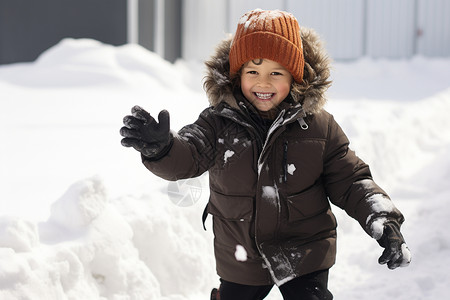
[283,140,288,183]
[282,118,307,183]
[298,117,309,130]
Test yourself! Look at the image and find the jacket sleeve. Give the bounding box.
[141,108,217,181]
[322,114,405,239]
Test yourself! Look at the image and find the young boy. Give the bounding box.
[120,9,411,300]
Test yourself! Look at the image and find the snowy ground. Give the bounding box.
[1,38,449,299]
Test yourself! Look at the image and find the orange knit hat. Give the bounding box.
[229,9,304,83]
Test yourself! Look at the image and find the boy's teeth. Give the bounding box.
[255,93,273,99]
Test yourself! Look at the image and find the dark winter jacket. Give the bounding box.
[142,28,405,286]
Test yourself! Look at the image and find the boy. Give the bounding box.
[120,9,411,300]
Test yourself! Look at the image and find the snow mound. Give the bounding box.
[0,38,185,88]
[48,176,107,230]
[1,175,214,300]
[0,217,39,252]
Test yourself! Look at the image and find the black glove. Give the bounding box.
[377,222,411,269]
[120,105,172,160]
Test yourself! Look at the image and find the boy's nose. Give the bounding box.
[257,77,271,87]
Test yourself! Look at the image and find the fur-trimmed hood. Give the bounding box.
[203,27,332,115]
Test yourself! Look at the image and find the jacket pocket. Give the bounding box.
[208,189,253,222]
[287,183,329,222]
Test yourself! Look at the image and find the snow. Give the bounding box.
[262,185,280,210]
[368,217,389,240]
[1,37,450,299]
[364,193,397,239]
[239,9,293,30]
[223,150,235,164]
[400,243,412,267]
[262,186,278,200]
[287,164,296,176]
[234,245,247,262]
[366,194,396,214]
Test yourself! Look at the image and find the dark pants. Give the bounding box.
[218,269,333,300]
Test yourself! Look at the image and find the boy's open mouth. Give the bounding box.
[254,92,274,100]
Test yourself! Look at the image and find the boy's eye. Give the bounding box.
[271,72,283,76]
[246,70,258,75]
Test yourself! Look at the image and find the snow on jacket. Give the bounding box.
[142,27,405,286]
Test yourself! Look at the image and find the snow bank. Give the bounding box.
[1,38,450,299]
[1,176,214,300]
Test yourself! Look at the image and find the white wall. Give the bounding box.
[288,0,366,60]
[182,0,228,62]
[417,0,450,56]
[181,0,287,62]
[366,0,416,58]
[181,0,450,62]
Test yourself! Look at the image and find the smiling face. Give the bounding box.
[240,59,293,112]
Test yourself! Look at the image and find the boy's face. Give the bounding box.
[240,59,293,112]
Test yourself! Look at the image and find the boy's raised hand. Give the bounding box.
[120,105,172,159]
[377,222,411,269]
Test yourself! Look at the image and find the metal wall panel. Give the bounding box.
[181,0,286,62]
[288,0,365,60]
[182,0,227,62]
[138,0,155,52]
[163,0,183,62]
[180,0,450,62]
[2,0,449,64]
[0,0,127,65]
[226,0,367,60]
[366,0,416,58]
[417,0,450,57]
